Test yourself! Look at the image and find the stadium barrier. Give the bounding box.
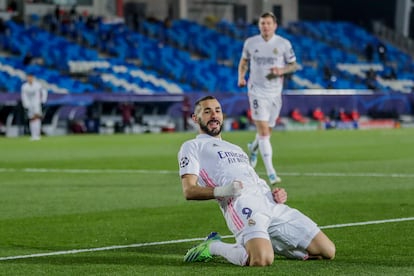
[1,90,413,136]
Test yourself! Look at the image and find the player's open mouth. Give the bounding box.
[208,120,220,127]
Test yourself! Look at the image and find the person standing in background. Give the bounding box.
[119,102,135,133]
[21,74,48,140]
[182,96,191,131]
[238,12,298,184]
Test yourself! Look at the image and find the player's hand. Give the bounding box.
[238,78,247,87]
[271,67,285,76]
[272,187,287,204]
[214,180,243,198]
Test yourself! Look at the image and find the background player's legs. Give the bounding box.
[248,134,259,167]
[258,135,276,178]
[254,120,280,183]
[29,114,42,140]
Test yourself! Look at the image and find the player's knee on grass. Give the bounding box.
[321,240,336,260]
[306,231,336,260]
[249,251,274,266]
[245,237,274,266]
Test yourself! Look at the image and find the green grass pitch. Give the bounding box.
[0,128,413,275]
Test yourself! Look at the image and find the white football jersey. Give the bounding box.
[242,34,296,94]
[178,134,271,201]
[178,134,321,246]
[21,81,47,110]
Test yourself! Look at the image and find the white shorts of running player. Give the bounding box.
[26,104,43,119]
[230,192,320,260]
[248,90,282,128]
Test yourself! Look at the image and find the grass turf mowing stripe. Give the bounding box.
[1,217,413,261]
[1,168,414,178]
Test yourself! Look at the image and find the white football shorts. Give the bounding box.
[26,104,43,118]
[231,190,320,260]
[248,87,282,128]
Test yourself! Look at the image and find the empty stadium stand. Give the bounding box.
[1,15,414,94]
[0,11,413,136]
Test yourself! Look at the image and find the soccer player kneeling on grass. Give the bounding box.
[178,96,335,266]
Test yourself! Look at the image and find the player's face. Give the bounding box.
[195,99,223,137]
[259,16,277,38]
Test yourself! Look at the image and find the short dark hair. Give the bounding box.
[194,95,217,106]
[194,95,218,114]
[260,11,277,23]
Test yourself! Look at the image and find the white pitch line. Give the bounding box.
[319,217,414,229]
[0,168,414,178]
[0,217,413,261]
[0,168,174,174]
[282,172,414,178]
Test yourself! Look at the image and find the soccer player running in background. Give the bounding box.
[21,74,48,140]
[238,11,298,184]
[178,96,335,266]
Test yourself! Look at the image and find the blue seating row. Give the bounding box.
[0,17,412,94]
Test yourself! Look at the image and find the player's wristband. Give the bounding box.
[213,181,242,198]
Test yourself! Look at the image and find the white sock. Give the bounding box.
[34,119,41,138]
[258,135,276,176]
[210,241,249,266]
[29,120,37,139]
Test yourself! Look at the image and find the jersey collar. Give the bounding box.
[196,134,222,140]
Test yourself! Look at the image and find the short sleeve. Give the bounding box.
[241,39,250,60]
[284,40,296,63]
[178,141,200,177]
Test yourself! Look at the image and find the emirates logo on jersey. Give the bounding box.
[180,157,190,168]
[273,48,278,55]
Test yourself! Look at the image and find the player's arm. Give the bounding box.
[181,174,243,200]
[282,61,298,75]
[21,90,29,109]
[41,88,48,103]
[271,61,298,77]
[181,174,215,200]
[238,57,249,87]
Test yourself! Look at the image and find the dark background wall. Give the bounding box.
[298,0,396,31]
